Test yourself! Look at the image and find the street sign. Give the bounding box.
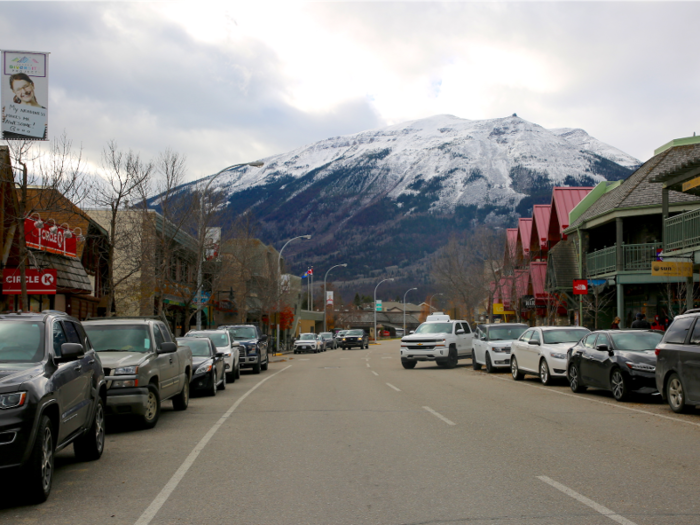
[193,291,211,305]
[375,300,382,312]
[3,268,57,294]
[573,280,588,295]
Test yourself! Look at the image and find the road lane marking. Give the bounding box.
[423,406,456,426]
[538,476,638,525]
[372,371,379,376]
[381,357,392,359]
[299,358,310,361]
[134,365,292,525]
[366,363,370,368]
[492,375,700,429]
[386,383,401,391]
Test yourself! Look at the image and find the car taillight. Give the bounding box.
[655,348,660,356]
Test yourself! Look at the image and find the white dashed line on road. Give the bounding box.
[422,406,456,426]
[538,476,638,525]
[386,383,401,392]
[381,357,392,359]
[366,363,370,368]
[372,371,379,376]
[134,365,292,525]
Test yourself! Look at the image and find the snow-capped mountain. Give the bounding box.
[177,114,640,291]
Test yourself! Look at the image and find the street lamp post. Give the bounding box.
[403,287,417,336]
[196,161,264,330]
[374,278,394,343]
[428,292,444,315]
[324,263,347,332]
[276,234,312,353]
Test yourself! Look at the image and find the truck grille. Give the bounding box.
[239,348,245,358]
[407,345,435,350]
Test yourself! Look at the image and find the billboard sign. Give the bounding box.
[24,218,77,258]
[2,50,49,140]
[651,261,693,277]
[3,268,57,294]
[326,291,333,306]
[573,280,588,295]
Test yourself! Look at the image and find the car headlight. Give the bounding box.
[247,347,257,355]
[114,366,138,375]
[111,379,138,388]
[550,353,566,360]
[0,392,27,409]
[195,362,213,375]
[491,346,503,353]
[626,362,655,372]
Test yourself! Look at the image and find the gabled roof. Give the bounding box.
[549,187,593,238]
[530,261,547,299]
[515,269,529,297]
[531,205,551,248]
[568,143,700,230]
[506,228,518,263]
[517,218,533,256]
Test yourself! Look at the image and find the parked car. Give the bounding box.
[83,317,193,430]
[294,333,323,353]
[472,323,528,373]
[655,310,700,413]
[510,326,590,384]
[185,329,239,382]
[177,337,226,396]
[319,332,336,349]
[340,329,369,350]
[219,324,268,374]
[568,330,662,401]
[0,311,106,502]
[399,314,473,368]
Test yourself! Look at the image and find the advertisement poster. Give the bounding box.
[1,50,49,140]
[326,291,333,306]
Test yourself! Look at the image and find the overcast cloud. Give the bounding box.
[1,1,699,181]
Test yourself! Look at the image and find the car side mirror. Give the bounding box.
[596,344,611,353]
[60,342,85,361]
[215,352,224,359]
[456,329,465,334]
[410,330,415,334]
[260,335,268,341]
[531,340,540,346]
[158,342,177,354]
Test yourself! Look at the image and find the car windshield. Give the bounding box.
[299,334,315,340]
[543,329,590,344]
[487,326,527,341]
[320,333,332,339]
[187,332,229,348]
[610,332,663,351]
[414,323,452,334]
[85,324,152,353]
[0,321,44,363]
[346,330,364,336]
[227,327,257,340]
[177,338,211,356]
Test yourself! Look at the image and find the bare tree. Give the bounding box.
[581,285,615,330]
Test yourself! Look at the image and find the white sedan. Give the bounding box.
[510,326,590,385]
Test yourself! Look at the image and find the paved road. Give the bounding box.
[3,340,700,524]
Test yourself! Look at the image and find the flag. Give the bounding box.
[308,267,314,276]
[302,269,309,279]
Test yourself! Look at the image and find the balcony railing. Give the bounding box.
[586,243,662,277]
[665,208,700,252]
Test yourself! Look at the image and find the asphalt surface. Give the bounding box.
[2,340,700,524]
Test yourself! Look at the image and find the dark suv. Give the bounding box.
[655,310,700,413]
[0,311,106,503]
[219,324,268,374]
[340,329,369,350]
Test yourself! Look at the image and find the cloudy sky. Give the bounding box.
[2,1,699,181]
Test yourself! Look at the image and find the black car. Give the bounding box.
[177,337,226,396]
[340,329,369,350]
[655,310,700,413]
[567,330,662,401]
[0,311,106,502]
[219,324,269,374]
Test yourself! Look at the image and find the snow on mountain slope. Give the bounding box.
[549,127,639,169]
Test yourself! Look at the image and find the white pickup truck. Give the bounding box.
[399,313,473,369]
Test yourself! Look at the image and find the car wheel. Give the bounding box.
[539,358,552,385]
[252,359,262,374]
[207,372,217,397]
[74,397,105,462]
[667,373,689,413]
[511,356,523,381]
[25,415,54,503]
[235,362,241,379]
[472,351,482,370]
[261,356,269,371]
[140,385,161,429]
[485,353,495,374]
[401,359,417,369]
[218,370,226,390]
[610,368,629,401]
[444,346,458,369]
[568,363,586,393]
[172,380,190,411]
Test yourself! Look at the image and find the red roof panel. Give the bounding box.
[550,187,593,237]
[517,218,533,256]
[530,261,547,299]
[532,205,551,248]
[506,228,518,262]
[515,269,530,297]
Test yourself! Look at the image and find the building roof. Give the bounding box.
[517,218,533,256]
[568,143,700,230]
[383,301,422,312]
[549,187,593,238]
[531,205,552,248]
[32,250,92,293]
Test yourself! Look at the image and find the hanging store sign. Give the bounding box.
[573,280,588,295]
[651,261,693,277]
[326,291,334,306]
[682,176,700,193]
[493,303,515,315]
[24,218,77,258]
[1,50,49,140]
[3,268,57,294]
[521,295,535,311]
